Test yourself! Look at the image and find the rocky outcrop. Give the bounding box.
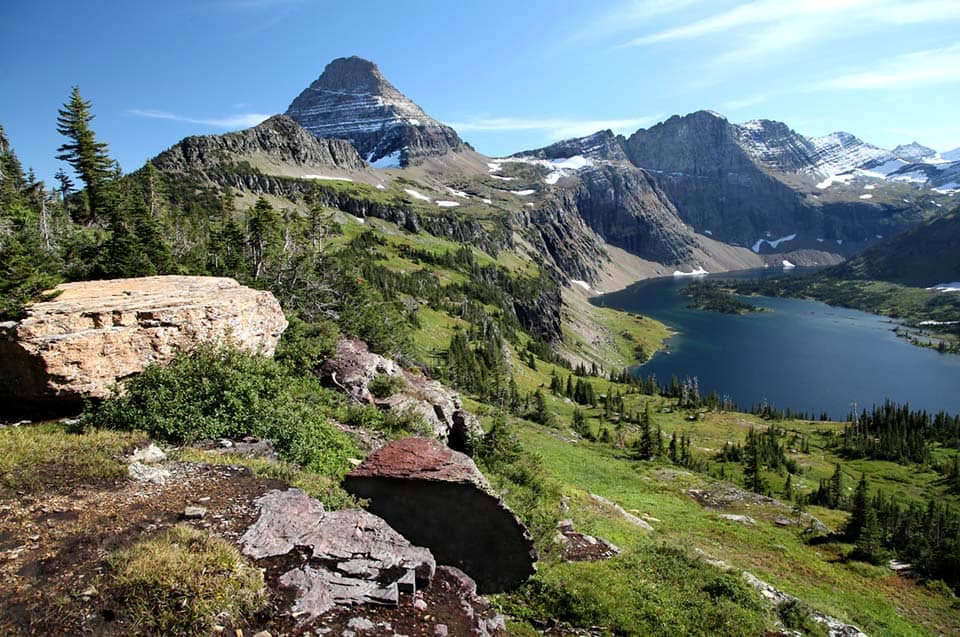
[621,110,911,249]
[151,114,367,174]
[286,56,466,166]
[0,276,287,406]
[320,338,481,445]
[344,437,537,593]
[515,129,630,162]
[574,163,696,265]
[240,489,435,625]
[554,519,620,562]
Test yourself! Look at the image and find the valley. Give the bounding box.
[2,51,960,637]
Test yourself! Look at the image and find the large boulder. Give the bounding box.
[321,338,481,446]
[0,276,287,406]
[239,489,435,626]
[343,437,537,593]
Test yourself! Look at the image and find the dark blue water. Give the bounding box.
[595,270,960,419]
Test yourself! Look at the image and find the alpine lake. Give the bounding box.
[594,268,960,419]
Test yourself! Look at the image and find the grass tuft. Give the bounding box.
[103,525,265,636]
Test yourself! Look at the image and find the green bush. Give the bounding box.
[368,372,407,398]
[84,345,358,477]
[777,599,828,636]
[274,314,339,375]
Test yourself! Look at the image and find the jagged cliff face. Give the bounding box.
[285,56,466,166]
[151,115,367,175]
[616,110,912,250]
[573,164,695,264]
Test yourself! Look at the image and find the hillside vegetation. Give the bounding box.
[2,90,959,636]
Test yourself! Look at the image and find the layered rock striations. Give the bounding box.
[0,276,287,405]
[240,489,435,623]
[286,56,466,166]
[344,437,537,593]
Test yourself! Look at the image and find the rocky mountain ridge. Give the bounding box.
[146,56,959,290]
[152,114,368,176]
[285,56,467,167]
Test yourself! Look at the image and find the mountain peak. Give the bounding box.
[311,57,394,96]
[285,56,465,166]
[893,141,936,163]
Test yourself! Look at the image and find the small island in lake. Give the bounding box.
[682,280,764,314]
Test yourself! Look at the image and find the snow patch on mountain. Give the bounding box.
[370,150,401,169]
[752,233,797,253]
[302,174,354,182]
[929,282,960,292]
[673,266,709,277]
[807,132,896,178]
[404,188,431,202]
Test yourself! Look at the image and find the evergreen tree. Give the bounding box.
[531,389,552,426]
[829,463,845,510]
[743,427,766,494]
[571,407,589,438]
[55,86,112,223]
[846,473,870,541]
[669,432,678,464]
[246,196,282,281]
[784,474,794,502]
[854,502,883,564]
[637,401,654,460]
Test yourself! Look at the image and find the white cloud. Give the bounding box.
[571,0,706,41]
[723,93,770,110]
[128,109,270,129]
[448,115,661,140]
[619,0,960,64]
[811,43,960,91]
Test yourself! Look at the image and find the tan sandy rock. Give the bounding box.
[0,276,287,404]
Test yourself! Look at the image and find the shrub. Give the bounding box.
[84,345,358,477]
[368,372,407,398]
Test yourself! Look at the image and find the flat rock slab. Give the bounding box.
[239,488,435,626]
[0,276,287,404]
[344,437,537,594]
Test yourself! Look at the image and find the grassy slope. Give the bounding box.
[10,166,957,634]
[484,343,960,635]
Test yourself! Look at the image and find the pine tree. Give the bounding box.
[784,474,794,502]
[829,463,845,509]
[246,196,282,280]
[55,86,113,223]
[669,432,678,463]
[637,402,654,460]
[846,473,870,541]
[571,407,589,438]
[854,502,883,564]
[743,427,766,494]
[531,389,551,426]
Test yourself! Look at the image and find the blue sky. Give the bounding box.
[3,0,960,183]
